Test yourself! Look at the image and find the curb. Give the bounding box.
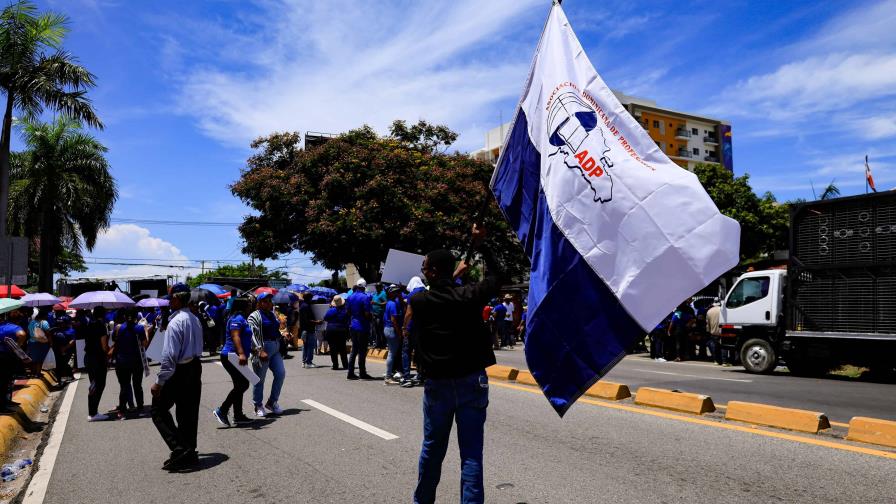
[584,381,631,401]
[486,365,519,381]
[846,417,896,448]
[725,401,831,434]
[0,380,53,459]
[634,387,715,415]
[515,370,538,386]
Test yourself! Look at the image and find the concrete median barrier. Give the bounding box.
[486,365,519,381]
[515,370,538,386]
[584,381,631,401]
[846,417,896,448]
[634,387,715,415]
[724,401,831,434]
[0,380,53,459]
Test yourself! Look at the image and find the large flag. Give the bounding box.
[491,2,741,416]
[866,155,877,192]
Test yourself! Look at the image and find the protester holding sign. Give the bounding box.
[214,297,254,427]
[111,308,148,416]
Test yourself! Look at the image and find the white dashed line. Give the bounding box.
[301,399,399,440]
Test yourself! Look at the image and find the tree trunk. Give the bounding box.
[37,217,54,292]
[0,91,14,239]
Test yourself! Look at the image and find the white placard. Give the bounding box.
[380,249,425,286]
[227,352,260,385]
[145,328,164,362]
[75,339,86,369]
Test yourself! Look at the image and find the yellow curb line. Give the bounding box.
[489,381,896,460]
[1,381,53,459]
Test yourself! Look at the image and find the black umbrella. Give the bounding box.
[190,287,221,306]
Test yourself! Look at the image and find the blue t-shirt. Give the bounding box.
[222,314,252,357]
[27,320,51,344]
[114,322,145,365]
[323,306,349,331]
[383,300,402,329]
[259,310,280,341]
[0,321,22,353]
[492,304,507,319]
[371,290,387,316]
[346,291,371,332]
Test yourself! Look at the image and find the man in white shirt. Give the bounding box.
[502,294,515,348]
[150,283,204,470]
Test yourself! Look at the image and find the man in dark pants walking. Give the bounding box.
[408,224,506,504]
[150,283,204,470]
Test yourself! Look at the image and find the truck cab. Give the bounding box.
[720,269,786,373]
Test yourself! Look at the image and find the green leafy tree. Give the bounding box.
[231,120,528,282]
[9,117,115,291]
[187,262,287,288]
[693,163,789,261]
[0,1,103,237]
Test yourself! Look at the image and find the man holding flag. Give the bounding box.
[491,1,740,416]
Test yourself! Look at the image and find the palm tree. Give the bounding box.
[0,1,102,238]
[8,117,115,291]
[820,180,840,200]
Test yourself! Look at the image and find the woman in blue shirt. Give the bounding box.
[110,308,147,416]
[249,293,286,417]
[213,297,253,427]
[383,286,405,384]
[26,310,52,377]
[323,296,349,370]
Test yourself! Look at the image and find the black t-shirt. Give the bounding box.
[410,277,500,379]
[84,320,107,367]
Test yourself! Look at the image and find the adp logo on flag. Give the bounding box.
[546,88,614,203]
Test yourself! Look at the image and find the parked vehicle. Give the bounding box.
[720,190,896,376]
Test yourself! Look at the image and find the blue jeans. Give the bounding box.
[302,330,315,364]
[253,340,285,406]
[414,370,489,504]
[384,327,400,376]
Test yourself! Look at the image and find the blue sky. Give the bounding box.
[23,0,896,281]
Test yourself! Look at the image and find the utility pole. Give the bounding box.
[200,260,206,275]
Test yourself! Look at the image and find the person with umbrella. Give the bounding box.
[150,283,204,470]
[85,306,112,422]
[111,308,148,416]
[248,292,285,416]
[0,304,27,412]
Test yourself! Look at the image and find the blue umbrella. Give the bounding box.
[272,291,298,304]
[198,283,228,296]
[285,283,310,293]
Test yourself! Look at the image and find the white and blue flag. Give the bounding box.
[491,2,740,416]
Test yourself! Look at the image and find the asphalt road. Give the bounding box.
[493,349,896,424]
[26,352,896,504]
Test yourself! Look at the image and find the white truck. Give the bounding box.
[720,191,896,376]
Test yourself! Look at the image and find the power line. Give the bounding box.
[111,218,241,227]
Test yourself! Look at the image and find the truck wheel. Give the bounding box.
[741,338,776,374]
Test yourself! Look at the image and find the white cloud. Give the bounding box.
[169,0,543,151]
[854,116,896,140]
[75,224,199,280]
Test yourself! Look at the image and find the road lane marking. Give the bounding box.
[489,381,896,460]
[629,368,753,383]
[22,373,80,504]
[301,399,398,440]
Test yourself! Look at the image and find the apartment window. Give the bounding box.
[692,148,699,155]
[652,120,659,128]
[691,128,698,135]
[669,144,674,148]
[668,123,673,127]
[655,141,661,149]
[705,149,711,154]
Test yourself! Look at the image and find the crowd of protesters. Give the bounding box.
[648,298,736,366]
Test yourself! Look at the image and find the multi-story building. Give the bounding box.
[471,91,733,172]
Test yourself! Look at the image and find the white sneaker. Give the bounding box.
[393,372,402,380]
[657,358,667,362]
[306,363,317,368]
[265,402,283,415]
[87,413,109,422]
[254,406,266,418]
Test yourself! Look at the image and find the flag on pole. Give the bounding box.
[490,2,741,416]
[866,155,877,193]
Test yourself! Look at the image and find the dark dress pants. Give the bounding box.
[151,359,202,454]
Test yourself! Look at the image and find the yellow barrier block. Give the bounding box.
[25,379,50,397]
[41,370,59,388]
[515,370,538,386]
[634,387,715,415]
[0,415,20,458]
[725,401,830,433]
[486,365,519,381]
[846,417,896,448]
[584,381,631,401]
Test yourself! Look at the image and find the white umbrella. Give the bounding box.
[69,291,135,309]
[21,292,62,307]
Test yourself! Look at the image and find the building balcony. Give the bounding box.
[704,155,720,163]
[676,149,693,159]
[675,129,691,139]
[703,135,719,144]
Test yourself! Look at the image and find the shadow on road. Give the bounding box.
[276,407,310,416]
[168,452,229,473]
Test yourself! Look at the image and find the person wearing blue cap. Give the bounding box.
[248,292,286,416]
[150,283,204,470]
